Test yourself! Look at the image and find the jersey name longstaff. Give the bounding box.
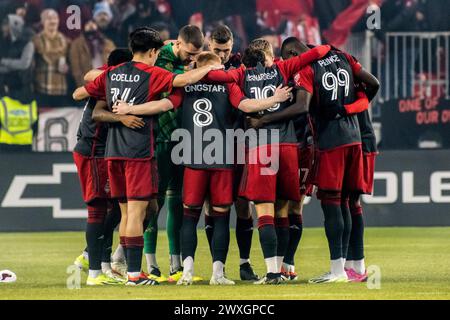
[310,51,361,150]
[180,82,234,169]
[243,64,297,147]
[74,98,107,158]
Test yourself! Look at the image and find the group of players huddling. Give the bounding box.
[72,23,380,286]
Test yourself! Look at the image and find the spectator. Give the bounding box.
[33,9,70,107]
[110,0,137,29]
[69,20,115,87]
[0,14,34,96]
[151,21,172,42]
[93,1,118,45]
[0,73,37,153]
[119,0,177,47]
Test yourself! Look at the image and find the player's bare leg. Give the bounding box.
[235,198,258,280]
[253,203,281,285]
[144,199,167,282]
[110,201,129,278]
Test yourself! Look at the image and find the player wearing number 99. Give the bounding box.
[77,27,224,286]
[293,46,375,284]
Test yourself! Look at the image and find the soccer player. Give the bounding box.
[261,44,372,283]
[72,48,133,286]
[204,40,331,284]
[146,25,205,283]
[345,82,380,282]
[74,27,223,285]
[248,37,316,281]
[113,52,293,285]
[207,24,258,281]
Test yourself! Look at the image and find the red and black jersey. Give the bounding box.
[242,63,297,147]
[224,54,246,130]
[84,61,175,160]
[296,49,362,150]
[204,46,332,147]
[358,110,377,153]
[74,97,108,158]
[293,112,314,148]
[169,82,243,169]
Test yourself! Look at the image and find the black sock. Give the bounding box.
[321,200,344,260]
[211,210,230,263]
[86,223,104,270]
[126,236,144,273]
[350,213,364,260]
[275,217,289,259]
[341,199,352,260]
[205,215,214,256]
[236,216,253,261]
[101,201,121,263]
[257,215,277,259]
[283,214,303,266]
[86,200,107,271]
[181,207,201,261]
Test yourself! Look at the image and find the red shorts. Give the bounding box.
[183,167,233,207]
[107,158,158,201]
[362,152,377,194]
[313,144,364,194]
[73,152,109,203]
[239,144,300,203]
[298,144,314,196]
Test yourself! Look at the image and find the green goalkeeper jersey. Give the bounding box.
[155,43,185,143]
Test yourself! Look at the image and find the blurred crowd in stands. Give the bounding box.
[0,0,449,151]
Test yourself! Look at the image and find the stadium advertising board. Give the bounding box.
[0,150,449,231]
[33,107,84,152]
[381,98,450,149]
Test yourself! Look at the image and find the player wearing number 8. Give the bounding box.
[166,52,294,285]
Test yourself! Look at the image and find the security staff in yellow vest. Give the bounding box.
[0,82,37,152]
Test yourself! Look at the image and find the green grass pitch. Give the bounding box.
[1,227,450,300]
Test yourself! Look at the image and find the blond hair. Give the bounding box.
[196,52,221,67]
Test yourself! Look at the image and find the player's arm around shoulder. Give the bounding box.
[172,64,225,87]
[92,100,145,130]
[237,84,293,113]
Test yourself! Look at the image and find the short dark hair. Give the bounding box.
[248,38,272,56]
[211,25,233,44]
[179,25,204,49]
[280,37,309,59]
[129,27,164,54]
[107,48,133,66]
[242,48,265,68]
